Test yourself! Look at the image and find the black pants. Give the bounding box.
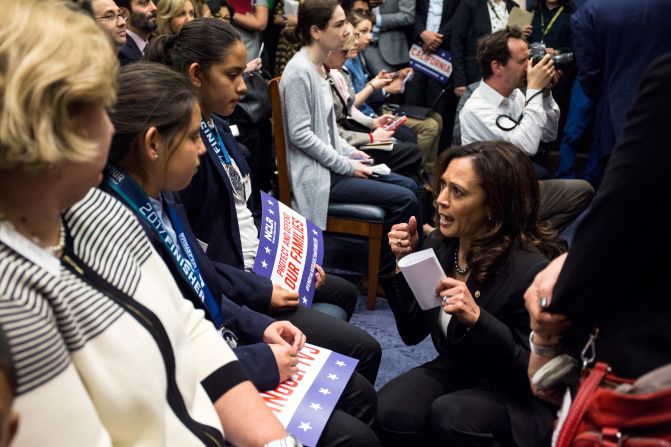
[319,372,381,446]
[376,363,515,447]
[276,305,382,386]
[538,179,594,232]
[329,172,421,274]
[313,273,358,321]
[364,141,423,185]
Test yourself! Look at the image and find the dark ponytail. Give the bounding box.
[144,17,242,75]
[108,62,197,171]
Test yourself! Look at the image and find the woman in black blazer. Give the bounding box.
[451,0,519,96]
[377,141,565,446]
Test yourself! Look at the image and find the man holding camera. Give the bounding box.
[460,27,593,232]
[460,27,560,169]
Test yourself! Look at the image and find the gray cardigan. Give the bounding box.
[280,47,356,229]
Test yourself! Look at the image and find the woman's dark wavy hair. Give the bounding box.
[108,62,197,178]
[432,141,566,282]
[282,0,340,47]
[144,17,242,75]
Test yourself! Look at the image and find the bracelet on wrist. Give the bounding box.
[529,331,561,357]
[367,82,375,92]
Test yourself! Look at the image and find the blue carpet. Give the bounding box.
[349,294,436,390]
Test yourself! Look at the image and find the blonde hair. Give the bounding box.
[0,0,117,170]
[157,0,195,35]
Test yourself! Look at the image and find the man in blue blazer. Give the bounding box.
[571,0,671,160]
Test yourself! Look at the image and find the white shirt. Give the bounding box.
[426,0,444,33]
[460,80,560,156]
[226,158,257,272]
[487,0,509,32]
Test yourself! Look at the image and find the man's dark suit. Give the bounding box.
[405,0,460,146]
[377,235,555,446]
[571,0,671,158]
[118,35,142,66]
[549,53,671,378]
[450,0,516,89]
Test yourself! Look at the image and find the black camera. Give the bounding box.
[529,43,574,71]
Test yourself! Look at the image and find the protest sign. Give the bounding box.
[408,44,453,85]
[253,192,324,307]
[260,344,358,446]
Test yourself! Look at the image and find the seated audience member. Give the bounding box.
[104,62,378,446]
[460,27,593,231]
[0,325,18,447]
[280,0,421,275]
[327,25,422,184]
[377,141,563,446]
[79,0,128,47]
[105,62,306,392]
[344,11,442,180]
[156,0,196,35]
[145,19,383,386]
[525,54,671,403]
[0,1,291,445]
[117,0,157,65]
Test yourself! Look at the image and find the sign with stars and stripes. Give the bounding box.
[260,343,358,446]
[253,191,324,308]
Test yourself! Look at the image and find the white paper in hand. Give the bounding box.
[397,248,446,310]
[370,163,391,176]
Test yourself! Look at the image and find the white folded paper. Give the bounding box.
[397,248,446,310]
[370,163,391,176]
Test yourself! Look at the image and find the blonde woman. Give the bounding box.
[0,0,291,445]
[156,0,196,35]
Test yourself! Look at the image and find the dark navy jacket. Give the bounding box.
[117,36,142,66]
[571,0,671,157]
[179,116,274,313]
[102,183,280,390]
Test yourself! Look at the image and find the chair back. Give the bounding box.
[268,77,292,206]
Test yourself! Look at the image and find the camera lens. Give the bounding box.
[551,52,574,71]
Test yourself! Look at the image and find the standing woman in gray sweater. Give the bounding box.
[279,0,421,274]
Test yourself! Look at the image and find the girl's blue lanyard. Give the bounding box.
[200,119,246,200]
[104,165,224,328]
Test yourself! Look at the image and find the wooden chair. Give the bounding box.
[269,77,384,310]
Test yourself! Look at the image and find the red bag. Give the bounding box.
[556,362,671,447]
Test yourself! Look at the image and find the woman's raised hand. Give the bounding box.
[388,216,419,262]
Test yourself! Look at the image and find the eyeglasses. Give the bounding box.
[96,11,129,22]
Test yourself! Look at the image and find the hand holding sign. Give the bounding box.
[270,283,300,312]
[270,343,300,383]
[254,193,324,308]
